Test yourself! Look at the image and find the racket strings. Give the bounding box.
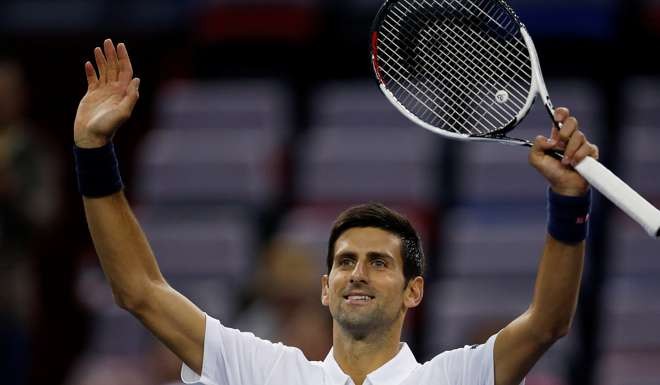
[419,20,531,117]
[379,18,499,133]
[400,0,531,115]
[416,18,528,120]
[380,24,513,134]
[419,0,532,75]
[378,31,494,133]
[375,0,534,136]
[378,24,515,135]
[384,11,513,127]
[405,0,531,122]
[376,25,494,133]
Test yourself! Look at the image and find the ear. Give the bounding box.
[403,276,424,309]
[321,274,330,306]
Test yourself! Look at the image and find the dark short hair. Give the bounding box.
[326,203,425,282]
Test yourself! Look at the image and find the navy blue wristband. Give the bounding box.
[547,188,591,244]
[73,142,124,197]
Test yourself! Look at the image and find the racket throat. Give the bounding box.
[470,132,530,147]
[469,118,529,146]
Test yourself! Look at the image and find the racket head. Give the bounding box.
[370,0,541,143]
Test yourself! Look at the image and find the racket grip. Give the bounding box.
[574,156,660,238]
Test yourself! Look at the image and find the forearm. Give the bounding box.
[74,42,206,372]
[495,111,597,385]
[527,235,584,341]
[84,190,206,371]
[492,230,586,385]
[84,191,165,309]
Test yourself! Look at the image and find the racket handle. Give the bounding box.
[574,156,660,238]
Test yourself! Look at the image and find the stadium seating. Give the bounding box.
[594,77,660,385]
[296,81,443,205]
[135,79,290,206]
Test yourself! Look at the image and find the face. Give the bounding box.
[321,227,423,340]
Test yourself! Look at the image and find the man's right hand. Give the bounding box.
[74,39,140,149]
[76,39,206,375]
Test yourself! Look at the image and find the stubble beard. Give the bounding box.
[331,300,400,341]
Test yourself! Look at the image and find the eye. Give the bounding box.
[372,258,386,268]
[338,257,355,267]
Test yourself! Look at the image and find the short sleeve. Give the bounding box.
[181,314,290,385]
[421,334,523,385]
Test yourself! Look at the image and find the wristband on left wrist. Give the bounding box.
[547,187,591,245]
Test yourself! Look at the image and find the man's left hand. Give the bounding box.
[529,107,599,197]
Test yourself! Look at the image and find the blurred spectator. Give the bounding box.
[0,57,61,384]
[234,238,331,361]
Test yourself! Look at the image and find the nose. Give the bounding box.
[350,260,368,284]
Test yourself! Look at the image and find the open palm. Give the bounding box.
[74,39,139,149]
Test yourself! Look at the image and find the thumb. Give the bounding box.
[532,135,557,152]
[118,77,140,114]
[529,135,557,166]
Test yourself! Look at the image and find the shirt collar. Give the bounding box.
[322,343,420,385]
[322,347,351,385]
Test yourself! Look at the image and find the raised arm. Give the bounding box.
[493,108,598,385]
[74,39,205,373]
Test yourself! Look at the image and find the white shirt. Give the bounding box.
[181,314,502,385]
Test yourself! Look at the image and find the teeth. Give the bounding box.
[348,296,371,301]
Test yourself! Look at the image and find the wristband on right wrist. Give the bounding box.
[73,142,124,198]
[547,187,591,245]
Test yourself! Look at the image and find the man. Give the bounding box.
[73,39,597,385]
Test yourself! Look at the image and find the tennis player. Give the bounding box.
[73,40,598,385]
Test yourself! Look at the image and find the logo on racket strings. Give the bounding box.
[495,90,509,104]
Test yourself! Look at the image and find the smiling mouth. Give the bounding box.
[343,295,375,304]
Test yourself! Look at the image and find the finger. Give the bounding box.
[117,42,134,84]
[571,142,597,166]
[103,39,119,82]
[529,135,560,169]
[550,126,560,141]
[530,135,559,160]
[549,127,565,152]
[591,144,599,160]
[563,131,586,165]
[558,116,578,143]
[533,135,557,151]
[84,61,98,89]
[117,77,140,119]
[94,46,107,84]
[554,107,570,124]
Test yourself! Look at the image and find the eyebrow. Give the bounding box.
[334,251,395,262]
[366,251,395,262]
[334,251,356,261]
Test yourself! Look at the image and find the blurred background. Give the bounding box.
[0,0,659,384]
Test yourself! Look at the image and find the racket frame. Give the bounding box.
[370,0,540,145]
[370,0,660,237]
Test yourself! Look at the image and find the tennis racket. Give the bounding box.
[370,0,660,238]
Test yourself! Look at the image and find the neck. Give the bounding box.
[331,317,403,385]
